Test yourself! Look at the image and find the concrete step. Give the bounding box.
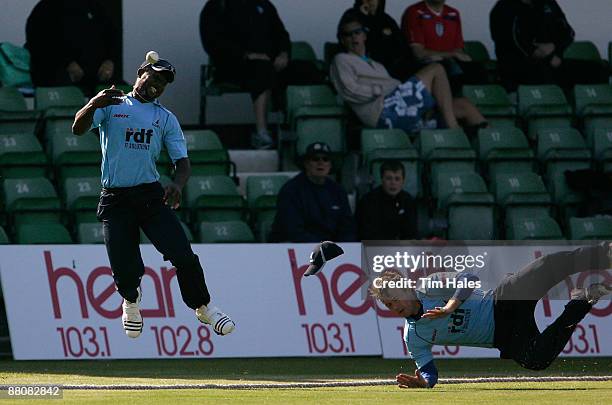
[229,150,279,174]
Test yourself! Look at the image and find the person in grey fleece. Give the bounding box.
[331,10,486,135]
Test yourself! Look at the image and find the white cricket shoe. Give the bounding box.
[196,304,236,336]
[571,283,612,305]
[122,287,143,338]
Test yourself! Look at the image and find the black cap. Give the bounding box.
[304,241,345,277]
[304,142,331,159]
[138,59,176,83]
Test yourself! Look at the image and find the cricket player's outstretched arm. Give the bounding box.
[72,85,124,135]
[397,360,438,388]
[422,273,480,319]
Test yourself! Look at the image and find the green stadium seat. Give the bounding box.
[246,174,289,210]
[518,85,571,118]
[584,117,612,145]
[183,130,233,176]
[563,41,603,62]
[493,172,552,225]
[35,86,85,118]
[15,223,72,244]
[0,133,48,178]
[140,221,194,244]
[574,84,612,119]
[254,211,275,243]
[77,222,105,244]
[184,175,245,223]
[199,220,255,243]
[286,85,343,129]
[295,118,346,156]
[50,132,101,183]
[63,177,100,224]
[549,162,590,206]
[527,117,573,141]
[463,41,491,63]
[42,118,73,142]
[462,41,498,83]
[436,172,496,240]
[591,127,612,168]
[0,86,38,135]
[569,216,612,239]
[0,225,9,244]
[291,41,317,62]
[477,127,534,178]
[419,128,476,192]
[507,215,564,240]
[2,177,62,227]
[519,85,573,140]
[447,206,496,240]
[462,85,515,119]
[536,128,591,175]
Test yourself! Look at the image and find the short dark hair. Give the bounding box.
[336,9,366,45]
[380,160,405,179]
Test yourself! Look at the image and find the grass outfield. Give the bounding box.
[0,357,610,404]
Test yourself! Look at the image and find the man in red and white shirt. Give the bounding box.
[401,1,483,92]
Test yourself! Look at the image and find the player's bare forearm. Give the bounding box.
[72,103,98,135]
[72,85,124,135]
[173,158,191,189]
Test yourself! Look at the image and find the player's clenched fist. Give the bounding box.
[163,182,182,210]
[396,370,429,389]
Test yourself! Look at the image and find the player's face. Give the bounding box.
[134,69,169,100]
[381,169,405,197]
[340,22,367,56]
[380,297,420,317]
[304,154,332,179]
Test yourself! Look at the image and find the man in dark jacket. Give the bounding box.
[270,142,357,242]
[25,0,120,95]
[357,160,417,240]
[490,0,608,91]
[200,0,291,149]
[350,0,418,81]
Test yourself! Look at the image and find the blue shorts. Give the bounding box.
[377,76,437,134]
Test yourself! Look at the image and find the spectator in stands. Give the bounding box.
[490,0,609,91]
[357,160,417,240]
[401,0,486,93]
[25,0,120,95]
[270,142,357,242]
[200,0,291,150]
[330,10,487,135]
[350,0,418,81]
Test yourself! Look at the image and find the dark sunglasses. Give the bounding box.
[341,27,366,38]
[309,155,331,162]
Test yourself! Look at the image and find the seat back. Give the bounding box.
[199,220,255,243]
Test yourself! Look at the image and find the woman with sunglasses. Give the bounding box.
[331,10,486,135]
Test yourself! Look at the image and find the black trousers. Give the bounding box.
[493,244,608,370]
[97,182,211,309]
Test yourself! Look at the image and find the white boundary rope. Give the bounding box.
[2,376,608,390]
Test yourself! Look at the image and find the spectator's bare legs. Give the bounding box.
[415,64,459,129]
[254,90,270,133]
[452,98,487,126]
